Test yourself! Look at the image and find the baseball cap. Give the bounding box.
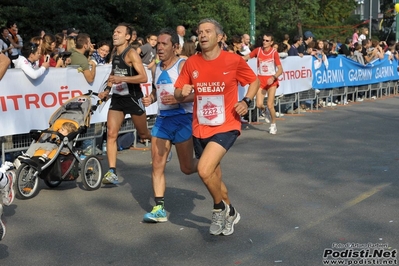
[304,31,315,39]
[67,28,80,36]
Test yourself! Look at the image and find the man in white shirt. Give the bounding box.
[176,25,185,49]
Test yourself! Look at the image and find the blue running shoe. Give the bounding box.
[143,205,167,223]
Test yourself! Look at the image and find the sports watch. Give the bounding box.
[241,97,252,107]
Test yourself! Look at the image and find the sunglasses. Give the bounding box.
[263,39,271,42]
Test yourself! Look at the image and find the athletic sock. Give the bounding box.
[109,168,116,175]
[213,201,225,210]
[229,204,235,216]
[155,197,164,207]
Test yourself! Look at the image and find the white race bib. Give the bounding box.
[112,82,129,96]
[258,59,276,76]
[157,83,179,110]
[197,95,225,126]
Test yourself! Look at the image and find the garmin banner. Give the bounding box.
[312,55,399,89]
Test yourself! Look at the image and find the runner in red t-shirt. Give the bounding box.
[244,33,283,134]
[175,18,259,236]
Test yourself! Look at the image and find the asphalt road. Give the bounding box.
[1,96,398,266]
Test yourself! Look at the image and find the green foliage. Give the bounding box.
[0,0,363,44]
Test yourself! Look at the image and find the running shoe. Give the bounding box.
[2,170,15,206]
[222,209,241,236]
[209,203,227,235]
[143,205,167,223]
[0,205,5,241]
[269,124,277,135]
[102,170,119,184]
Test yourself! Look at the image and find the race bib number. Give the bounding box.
[197,95,225,126]
[157,83,179,110]
[258,59,276,76]
[112,81,129,96]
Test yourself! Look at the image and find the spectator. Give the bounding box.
[0,53,10,80]
[241,33,251,55]
[314,40,329,69]
[175,18,259,235]
[327,41,338,56]
[66,36,76,51]
[219,33,228,51]
[0,27,18,67]
[91,40,111,65]
[136,33,157,68]
[131,29,138,43]
[231,35,245,56]
[12,42,50,79]
[339,37,353,57]
[288,35,303,57]
[358,27,368,44]
[67,28,79,37]
[30,36,42,48]
[282,34,290,47]
[7,21,23,57]
[130,40,142,51]
[277,43,289,58]
[367,40,384,62]
[136,37,144,46]
[55,33,66,53]
[0,28,12,58]
[176,25,185,48]
[299,31,316,55]
[351,28,359,48]
[70,33,96,83]
[353,44,365,65]
[39,34,66,68]
[385,45,399,61]
[179,40,197,59]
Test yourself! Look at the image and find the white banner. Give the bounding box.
[1,56,312,137]
[0,65,158,137]
[239,56,313,98]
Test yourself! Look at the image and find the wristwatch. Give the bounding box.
[241,97,252,107]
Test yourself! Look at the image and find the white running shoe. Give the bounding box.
[269,124,277,135]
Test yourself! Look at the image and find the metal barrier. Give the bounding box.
[331,86,347,105]
[316,89,332,109]
[277,93,297,114]
[298,89,317,112]
[356,85,370,100]
[346,86,357,101]
[247,99,256,122]
[370,82,382,98]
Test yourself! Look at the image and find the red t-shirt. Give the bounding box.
[175,51,257,139]
[249,47,281,77]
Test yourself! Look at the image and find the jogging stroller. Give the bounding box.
[15,91,103,199]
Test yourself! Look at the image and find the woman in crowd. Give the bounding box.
[91,40,111,65]
[12,42,49,79]
[179,39,196,59]
[39,34,66,67]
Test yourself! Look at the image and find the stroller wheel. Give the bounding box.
[80,155,102,190]
[44,180,62,188]
[15,163,40,199]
